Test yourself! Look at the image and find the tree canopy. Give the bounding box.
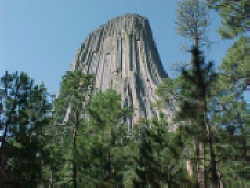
[208,0,250,38]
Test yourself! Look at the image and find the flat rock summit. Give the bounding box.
[71,14,168,130]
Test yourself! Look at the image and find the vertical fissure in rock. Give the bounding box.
[129,34,133,71]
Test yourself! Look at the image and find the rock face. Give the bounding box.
[72,14,168,130]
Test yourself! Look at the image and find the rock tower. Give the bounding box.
[71,14,168,130]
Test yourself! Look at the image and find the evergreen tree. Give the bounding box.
[52,70,94,188]
[157,43,250,187]
[134,116,189,188]
[53,78,133,187]
[210,36,250,184]
[208,0,250,38]
[157,47,219,187]
[179,47,219,188]
[0,71,52,187]
[176,0,209,48]
[77,89,132,187]
[220,36,250,82]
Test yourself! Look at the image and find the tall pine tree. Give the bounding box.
[0,71,52,187]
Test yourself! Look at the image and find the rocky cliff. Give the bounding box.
[71,14,168,130]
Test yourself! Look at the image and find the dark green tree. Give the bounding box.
[77,89,132,187]
[209,36,250,184]
[0,71,52,187]
[53,70,94,188]
[157,47,220,187]
[179,47,218,188]
[157,42,250,187]
[220,36,250,82]
[134,116,189,188]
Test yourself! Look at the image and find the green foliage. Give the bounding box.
[78,89,132,186]
[50,71,95,187]
[157,47,221,186]
[220,36,250,82]
[2,2,250,186]
[159,44,250,186]
[88,90,130,127]
[51,71,133,187]
[134,117,190,187]
[208,0,250,38]
[176,0,209,46]
[210,36,250,184]
[0,71,52,187]
[54,71,95,123]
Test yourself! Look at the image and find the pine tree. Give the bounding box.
[134,116,189,188]
[77,89,132,187]
[158,43,250,187]
[176,0,209,48]
[209,36,250,184]
[157,47,220,187]
[0,71,52,187]
[220,36,250,82]
[178,47,219,188]
[208,0,250,38]
[53,70,94,188]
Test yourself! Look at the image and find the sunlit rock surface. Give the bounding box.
[71,14,168,130]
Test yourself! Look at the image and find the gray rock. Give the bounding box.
[71,14,169,130]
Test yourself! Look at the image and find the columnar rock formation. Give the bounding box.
[71,14,168,130]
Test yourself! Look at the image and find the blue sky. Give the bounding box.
[0,0,240,96]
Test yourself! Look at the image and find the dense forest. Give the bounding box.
[0,0,249,187]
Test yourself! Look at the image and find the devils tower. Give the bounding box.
[71,14,168,130]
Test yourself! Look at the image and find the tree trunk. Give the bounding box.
[196,141,205,188]
[73,128,77,188]
[208,134,219,188]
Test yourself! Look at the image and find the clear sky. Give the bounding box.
[0,0,237,95]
